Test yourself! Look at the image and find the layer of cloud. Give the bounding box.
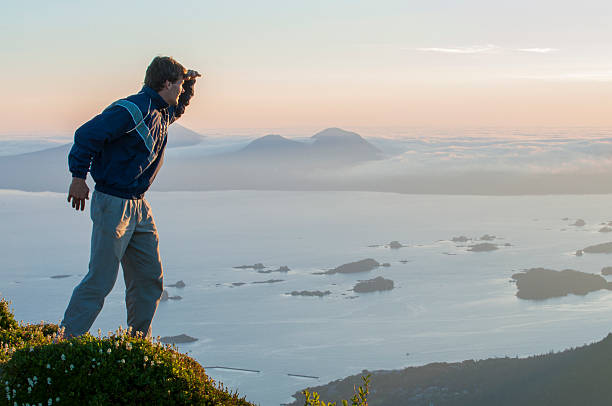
[339,130,612,180]
[515,48,558,53]
[415,44,500,54]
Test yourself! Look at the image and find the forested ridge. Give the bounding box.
[291,333,612,406]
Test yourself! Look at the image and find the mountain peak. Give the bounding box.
[241,134,303,152]
[311,128,362,140]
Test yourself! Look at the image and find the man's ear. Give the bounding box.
[164,80,172,90]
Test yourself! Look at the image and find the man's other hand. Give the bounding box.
[184,69,202,80]
[68,177,90,211]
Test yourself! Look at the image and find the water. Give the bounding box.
[2,189,612,405]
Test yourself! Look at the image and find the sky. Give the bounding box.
[3,0,612,135]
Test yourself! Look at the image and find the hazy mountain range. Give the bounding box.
[2,125,612,194]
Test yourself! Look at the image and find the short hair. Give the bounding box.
[144,56,186,91]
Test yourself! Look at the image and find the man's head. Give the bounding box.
[144,56,186,106]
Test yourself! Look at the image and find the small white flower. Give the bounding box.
[70,364,74,370]
[121,359,125,364]
[29,347,34,352]
[27,386,32,393]
[106,348,111,354]
[48,398,53,405]
[143,356,148,362]
[60,354,66,361]
[47,377,51,385]
[151,361,155,366]
[99,349,103,354]
[27,378,33,387]
[56,397,60,402]
[46,364,51,369]
[125,342,132,351]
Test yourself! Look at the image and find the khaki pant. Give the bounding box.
[61,190,164,337]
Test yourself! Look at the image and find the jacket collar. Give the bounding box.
[141,86,169,109]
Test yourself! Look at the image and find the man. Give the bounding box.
[61,56,200,337]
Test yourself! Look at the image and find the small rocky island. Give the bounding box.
[316,259,380,275]
[468,243,498,252]
[160,290,182,301]
[388,241,404,249]
[572,219,586,226]
[251,279,284,284]
[583,242,612,254]
[258,266,290,274]
[452,236,470,242]
[288,290,332,297]
[159,334,198,344]
[511,268,611,300]
[353,276,394,293]
[234,263,265,270]
[166,280,186,288]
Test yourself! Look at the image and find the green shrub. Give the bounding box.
[0,298,254,406]
[303,375,370,406]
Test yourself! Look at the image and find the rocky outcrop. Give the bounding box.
[468,243,498,252]
[388,241,404,249]
[288,290,331,297]
[233,264,265,270]
[258,266,290,274]
[353,276,394,293]
[166,280,186,288]
[160,290,182,301]
[251,279,284,284]
[452,236,470,242]
[583,242,612,254]
[159,334,198,344]
[316,259,380,275]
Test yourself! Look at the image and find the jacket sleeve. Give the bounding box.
[169,78,196,124]
[68,105,132,179]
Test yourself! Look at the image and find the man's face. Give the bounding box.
[160,77,185,106]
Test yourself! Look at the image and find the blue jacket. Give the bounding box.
[68,83,194,199]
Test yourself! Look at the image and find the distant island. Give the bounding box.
[289,333,612,406]
[315,259,380,275]
[159,334,198,344]
[511,268,611,300]
[258,266,290,274]
[468,243,498,252]
[234,263,266,270]
[388,241,404,249]
[353,276,394,293]
[452,236,471,242]
[288,290,331,297]
[583,242,612,254]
